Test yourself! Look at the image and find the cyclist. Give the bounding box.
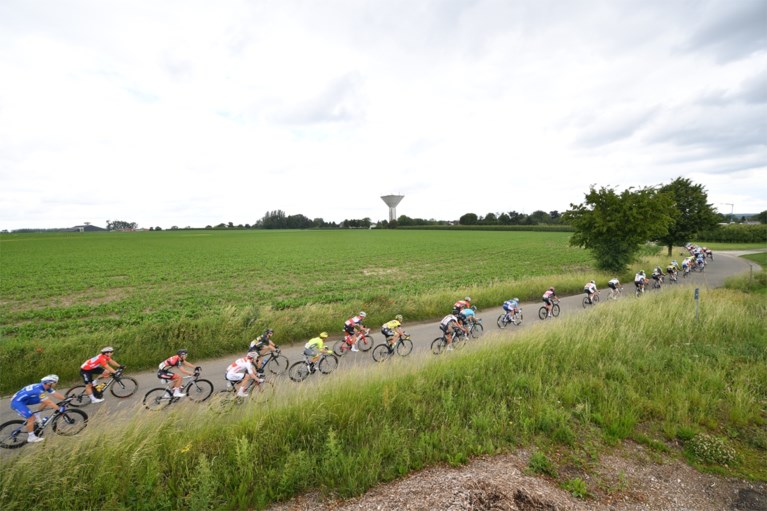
[157,349,199,398]
[502,297,521,322]
[343,311,367,352]
[381,314,405,351]
[634,270,647,293]
[542,287,558,317]
[304,332,330,371]
[249,328,277,378]
[9,375,67,443]
[651,266,665,286]
[460,305,478,327]
[439,313,467,351]
[452,296,471,316]
[607,278,622,299]
[583,280,598,304]
[79,346,123,404]
[226,352,261,397]
[666,262,678,282]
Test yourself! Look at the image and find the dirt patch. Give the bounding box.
[268,444,766,511]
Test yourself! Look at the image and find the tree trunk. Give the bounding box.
[667,244,673,257]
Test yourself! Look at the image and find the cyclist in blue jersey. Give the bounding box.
[10,375,66,443]
[503,298,521,320]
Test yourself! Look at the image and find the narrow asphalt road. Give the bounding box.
[0,251,760,439]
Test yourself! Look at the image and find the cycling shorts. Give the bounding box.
[156,369,176,381]
[80,367,105,384]
[608,283,617,290]
[381,327,395,339]
[303,347,318,357]
[344,325,356,335]
[225,371,245,382]
[543,297,553,305]
[10,399,37,419]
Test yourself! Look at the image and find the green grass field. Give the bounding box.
[1,229,608,392]
[1,287,764,510]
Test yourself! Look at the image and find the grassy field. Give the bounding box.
[1,287,764,510]
[690,241,767,251]
[1,229,615,392]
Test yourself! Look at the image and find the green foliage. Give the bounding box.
[563,185,675,272]
[685,433,737,466]
[562,478,589,498]
[655,178,719,256]
[695,223,767,243]
[0,230,600,392]
[1,288,765,510]
[527,451,557,477]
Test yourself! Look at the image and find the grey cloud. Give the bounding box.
[271,72,365,125]
[738,70,767,104]
[574,107,658,148]
[684,0,767,62]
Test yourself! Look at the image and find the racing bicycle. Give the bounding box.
[497,308,523,328]
[538,299,560,320]
[0,397,88,449]
[218,376,275,405]
[431,328,468,354]
[257,347,289,376]
[65,367,138,407]
[143,370,214,410]
[371,332,414,362]
[288,350,339,382]
[333,328,374,356]
[582,292,600,308]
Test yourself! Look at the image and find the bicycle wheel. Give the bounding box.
[266,355,289,375]
[288,362,310,382]
[52,409,88,436]
[372,344,392,362]
[0,420,29,449]
[582,296,591,308]
[358,335,374,352]
[397,338,414,357]
[110,376,138,399]
[431,337,447,355]
[319,354,339,374]
[551,303,561,317]
[65,385,90,408]
[593,294,600,304]
[497,314,509,329]
[538,306,548,320]
[186,379,214,402]
[252,381,275,403]
[470,322,484,338]
[143,388,173,411]
[332,340,349,357]
[514,311,523,325]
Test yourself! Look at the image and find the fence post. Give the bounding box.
[694,288,700,321]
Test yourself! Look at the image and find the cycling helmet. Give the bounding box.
[465,296,471,302]
[264,328,273,336]
[471,305,477,311]
[246,352,255,360]
[177,349,188,356]
[590,280,595,284]
[359,311,367,318]
[319,332,328,339]
[41,374,59,385]
[639,270,646,276]
[395,314,403,322]
[549,287,555,292]
[513,297,519,302]
[101,346,114,353]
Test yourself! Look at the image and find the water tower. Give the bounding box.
[381,194,404,222]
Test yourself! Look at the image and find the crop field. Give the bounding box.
[0,229,599,391]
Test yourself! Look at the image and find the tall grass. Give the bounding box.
[1,287,764,510]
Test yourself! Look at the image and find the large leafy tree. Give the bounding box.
[656,177,719,256]
[563,186,674,272]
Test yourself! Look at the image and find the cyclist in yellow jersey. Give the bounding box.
[381,314,405,350]
[303,332,329,372]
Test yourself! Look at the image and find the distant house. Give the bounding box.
[70,225,107,232]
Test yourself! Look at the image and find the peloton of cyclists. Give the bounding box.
[80,347,123,404]
[9,374,67,443]
[381,315,405,351]
[226,352,261,397]
[439,313,467,351]
[304,332,330,371]
[343,312,368,352]
[542,287,558,317]
[583,280,598,304]
[157,349,199,398]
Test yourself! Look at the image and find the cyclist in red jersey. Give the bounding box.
[157,349,199,398]
[79,347,123,404]
[343,311,367,352]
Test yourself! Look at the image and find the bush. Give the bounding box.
[685,433,737,466]
[695,224,767,243]
[527,451,557,477]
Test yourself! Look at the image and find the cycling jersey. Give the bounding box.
[227,358,256,377]
[440,314,459,330]
[460,308,476,319]
[11,383,51,406]
[584,283,597,293]
[81,354,110,371]
[344,315,364,328]
[304,337,325,351]
[503,300,519,312]
[452,300,470,313]
[159,355,182,370]
[542,290,555,300]
[383,319,401,330]
[249,334,271,351]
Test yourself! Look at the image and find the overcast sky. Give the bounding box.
[1,0,765,230]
